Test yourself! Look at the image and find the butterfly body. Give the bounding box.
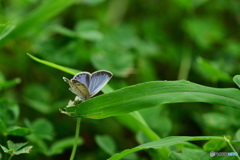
[63,70,112,101]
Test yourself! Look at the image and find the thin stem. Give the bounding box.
[8,155,13,160]
[70,118,81,160]
[224,136,240,160]
[178,44,192,80]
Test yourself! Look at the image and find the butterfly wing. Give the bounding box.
[71,79,90,101]
[73,72,91,88]
[63,77,90,101]
[88,70,113,97]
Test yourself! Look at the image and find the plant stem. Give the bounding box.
[8,155,13,160]
[224,136,240,160]
[178,44,192,80]
[70,118,81,160]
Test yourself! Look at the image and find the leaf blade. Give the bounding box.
[108,136,224,160]
[27,53,79,75]
[3,0,77,42]
[233,75,240,88]
[65,80,240,119]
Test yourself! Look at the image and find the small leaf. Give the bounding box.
[91,51,134,78]
[202,113,230,130]
[78,30,103,41]
[181,147,209,160]
[8,126,32,136]
[23,84,52,114]
[75,20,103,41]
[7,141,28,151]
[183,18,224,49]
[0,99,19,126]
[235,129,240,140]
[24,97,52,114]
[196,57,231,82]
[0,119,7,134]
[0,77,21,90]
[140,106,172,137]
[1,141,33,155]
[0,145,13,154]
[48,137,83,156]
[14,146,33,155]
[203,140,226,151]
[7,141,32,155]
[28,118,55,141]
[95,135,116,155]
[233,75,240,88]
[0,22,15,40]
[53,25,76,37]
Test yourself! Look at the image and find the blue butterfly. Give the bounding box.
[63,70,112,101]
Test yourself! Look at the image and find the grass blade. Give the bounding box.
[65,80,240,119]
[108,136,224,160]
[27,53,79,75]
[3,0,77,42]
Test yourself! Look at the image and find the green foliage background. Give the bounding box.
[1,0,240,159]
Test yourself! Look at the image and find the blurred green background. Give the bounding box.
[1,0,240,159]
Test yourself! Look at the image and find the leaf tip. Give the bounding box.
[233,75,240,88]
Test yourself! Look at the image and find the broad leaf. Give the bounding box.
[64,80,240,119]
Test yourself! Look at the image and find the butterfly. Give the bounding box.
[63,70,113,101]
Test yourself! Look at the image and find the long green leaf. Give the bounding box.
[65,80,240,119]
[108,136,224,160]
[27,53,113,94]
[0,22,15,40]
[27,53,79,75]
[2,0,77,43]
